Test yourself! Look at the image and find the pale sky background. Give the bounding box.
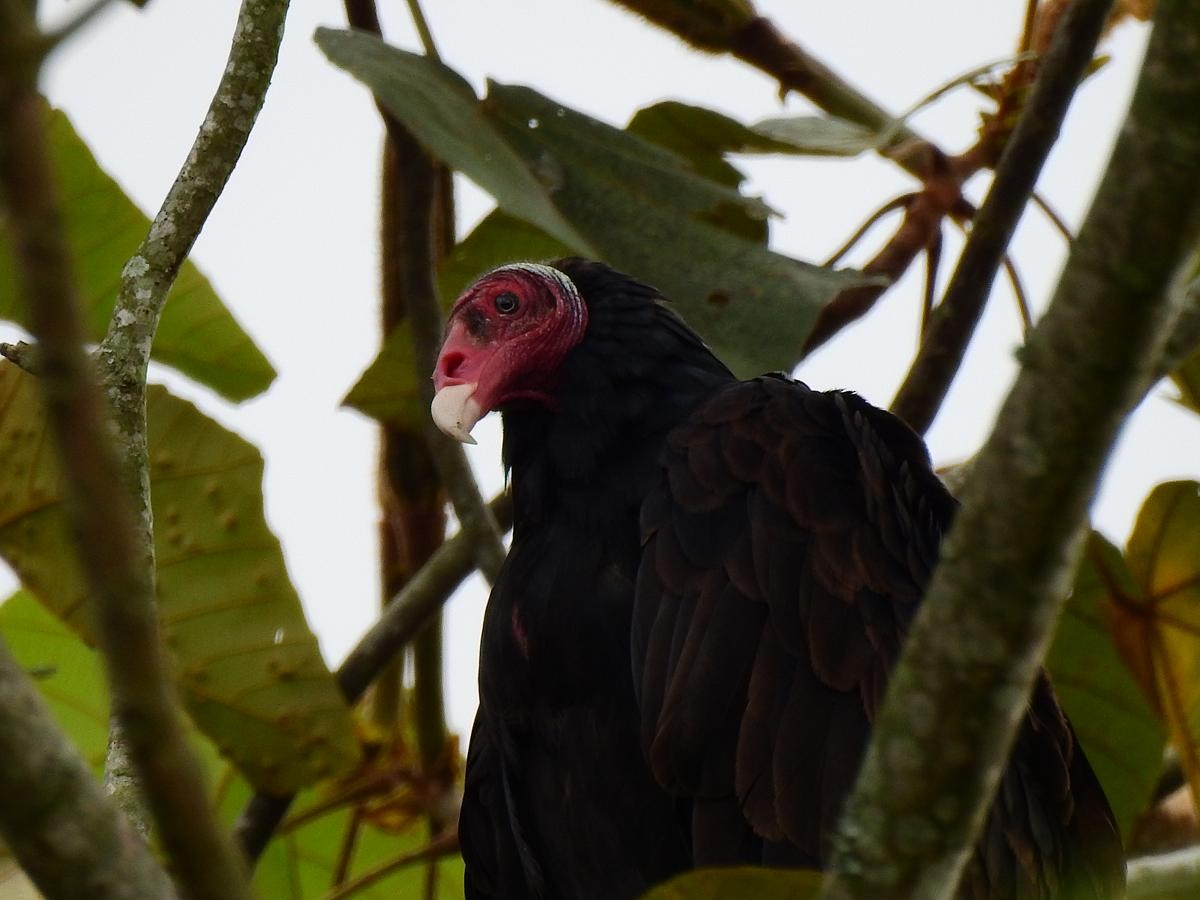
[3,1,1193,737]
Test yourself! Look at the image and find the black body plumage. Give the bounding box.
[457,259,1123,899]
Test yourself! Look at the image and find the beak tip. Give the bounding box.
[431,382,483,444]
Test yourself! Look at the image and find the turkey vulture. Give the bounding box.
[431,258,1124,899]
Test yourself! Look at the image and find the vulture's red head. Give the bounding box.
[431,263,589,443]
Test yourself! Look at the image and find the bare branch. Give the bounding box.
[321,830,459,900]
[824,2,1200,896]
[0,636,176,900]
[0,3,262,896]
[890,0,1115,434]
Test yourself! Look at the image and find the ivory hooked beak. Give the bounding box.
[431,382,482,444]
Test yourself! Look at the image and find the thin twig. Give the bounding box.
[404,0,441,61]
[824,2,1200,895]
[823,193,914,267]
[890,0,1114,434]
[1001,253,1033,332]
[1019,0,1040,54]
[321,830,459,900]
[1031,190,1075,244]
[39,0,119,56]
[921,228,942,336]
[233,493,514,864]
[0,340,40,374]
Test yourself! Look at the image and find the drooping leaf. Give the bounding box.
[317,29,867,378]
[0,362,358,794]
[1046,534,1166,839]
[641,866,824,900]
[1112,481,1200,808]
[627,101,785,241]
[0,107,275,402]
[0,590,110,773]
[343,321,424,428]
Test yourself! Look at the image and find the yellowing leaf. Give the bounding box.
[0,589,109,773]
[0,107,275,401]
[1046,534,1166,839]
[0,362,358,794]
[1114,481,1200,809]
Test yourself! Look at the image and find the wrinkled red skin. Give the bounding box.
[433,265,588,417]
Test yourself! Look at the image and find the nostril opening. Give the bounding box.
[439,351,466,378]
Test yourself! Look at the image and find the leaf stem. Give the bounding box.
[890,0,1114,434]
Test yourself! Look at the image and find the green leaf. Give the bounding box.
[641,866,824,900]
[0,107,275,402]
[0,590,110,773]
[316,29,866,378]
[1046,534,1166,840]
[1116,481,1200,809]
[342,321,424,428]
[437,210,575,304]
[627,101,783,242]
[749,115,881,157]
[314,30,592,254]
[0,362,358,794]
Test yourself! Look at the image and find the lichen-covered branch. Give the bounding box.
[890,0,1115,434]
[0,636,176,900]
[0,7,256,898]
[233,493,514,864]
[823,2,1200,896]
[84,0,289,841]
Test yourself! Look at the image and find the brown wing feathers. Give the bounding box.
[634,376,1123,895]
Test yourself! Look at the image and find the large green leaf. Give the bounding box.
[0,362,358,794]
[0,107,275,402]
[1115,481,1200,809]
[0,590,109,773]
[641,867,823,899]
[437,211,575,304]
[317,29,865,378]
[1046,534,1166,840]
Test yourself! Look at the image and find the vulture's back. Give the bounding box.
[633,375,1125,898]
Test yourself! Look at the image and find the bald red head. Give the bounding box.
[431,263,589,442]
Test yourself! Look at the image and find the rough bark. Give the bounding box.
[823,1,1200,896]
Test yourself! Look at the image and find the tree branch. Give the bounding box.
[233,493,514,864]
[823,2,1200,895]
[890,0,1115,435]
[86,0,290,846]
[0,635,177,900]
[1127,846,1200,899]
[0,4,263,897]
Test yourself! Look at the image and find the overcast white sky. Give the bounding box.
[4,1,1192,736]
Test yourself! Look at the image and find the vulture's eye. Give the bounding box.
[494,291,520,315]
